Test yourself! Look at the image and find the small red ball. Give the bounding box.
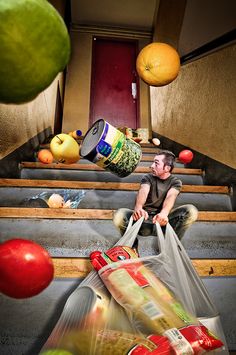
[179,149,194,164]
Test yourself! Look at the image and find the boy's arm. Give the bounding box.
[133,183,150,221]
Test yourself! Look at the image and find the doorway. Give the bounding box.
[90,37,139,129]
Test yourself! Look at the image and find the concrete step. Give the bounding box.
[0,218,120,257]
[141,154,184,163]
[139,160,185,167]
[39,141,156,148]
[0,181,232,211]
[78,157,185,167]
[138,221,236,259]
[55,258,236,278]
[0,206,235,275]
[1,216,235,259]
[21,162,200,175]
[39,144,172,156]
[1,208,235,257]
[42,157,185,169]
[141,146,161,153]
[1,207,235,221]
[40,142,158,150]
[182,221,236,258]
[0,179,229,193]
[20,162,204,185]
[38,142,185,165]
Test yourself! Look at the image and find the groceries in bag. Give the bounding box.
[39,218,226,355]
[51,329,174,355]
[90,246,224,354]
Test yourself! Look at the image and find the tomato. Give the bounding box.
[0,238,54,298]
[179,149,194,164]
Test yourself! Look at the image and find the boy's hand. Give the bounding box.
[153,211,168,226]
[133,208,149,221]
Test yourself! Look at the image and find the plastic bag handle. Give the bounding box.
[158,222,218,316]
[155,222,166,253]
[126,215,135,233]
[115,216,144,248]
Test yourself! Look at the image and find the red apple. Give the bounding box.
[0,238,54,298]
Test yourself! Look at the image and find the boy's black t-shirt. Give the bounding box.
[140,173,182,214]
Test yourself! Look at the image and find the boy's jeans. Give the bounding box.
[113,204,198,240]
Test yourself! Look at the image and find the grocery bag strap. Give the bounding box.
[155,222,166,253]
[126,215,135,233]
[162,223,218,316]
[115,216,144,247]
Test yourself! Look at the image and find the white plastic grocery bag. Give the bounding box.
[40,218,228,354]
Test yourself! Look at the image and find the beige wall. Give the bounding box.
[62,29,151,136]
[153,0,186,48]
[0,74,63,160]
[150,44,236,169]
[62,31,92,135]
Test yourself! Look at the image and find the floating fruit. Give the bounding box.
[136,42,180,86]
[38,149,54,164]
[0,0,70,104]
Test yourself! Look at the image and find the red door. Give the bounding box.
[90,37,139,129]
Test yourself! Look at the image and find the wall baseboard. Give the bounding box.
[0,127,52,178]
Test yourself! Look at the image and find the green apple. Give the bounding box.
[0,0,70,104]
[40,349,73,355]
[50,134,80,164]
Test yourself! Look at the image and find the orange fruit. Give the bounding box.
[136,42,180,86]
[38,149,54,164]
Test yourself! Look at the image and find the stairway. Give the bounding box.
[0,143,236,355]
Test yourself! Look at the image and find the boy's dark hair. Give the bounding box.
[156,150,176,172]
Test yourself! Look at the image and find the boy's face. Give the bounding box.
[151,155,170,177]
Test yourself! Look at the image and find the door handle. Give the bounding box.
[131,82,137,99]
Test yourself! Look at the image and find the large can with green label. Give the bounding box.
[80,119,142,177]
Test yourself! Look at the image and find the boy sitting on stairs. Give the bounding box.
[113,150,198,240]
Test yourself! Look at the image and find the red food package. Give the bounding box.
[178,325,224,354]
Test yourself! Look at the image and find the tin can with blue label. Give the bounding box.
[80,119,142,177]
